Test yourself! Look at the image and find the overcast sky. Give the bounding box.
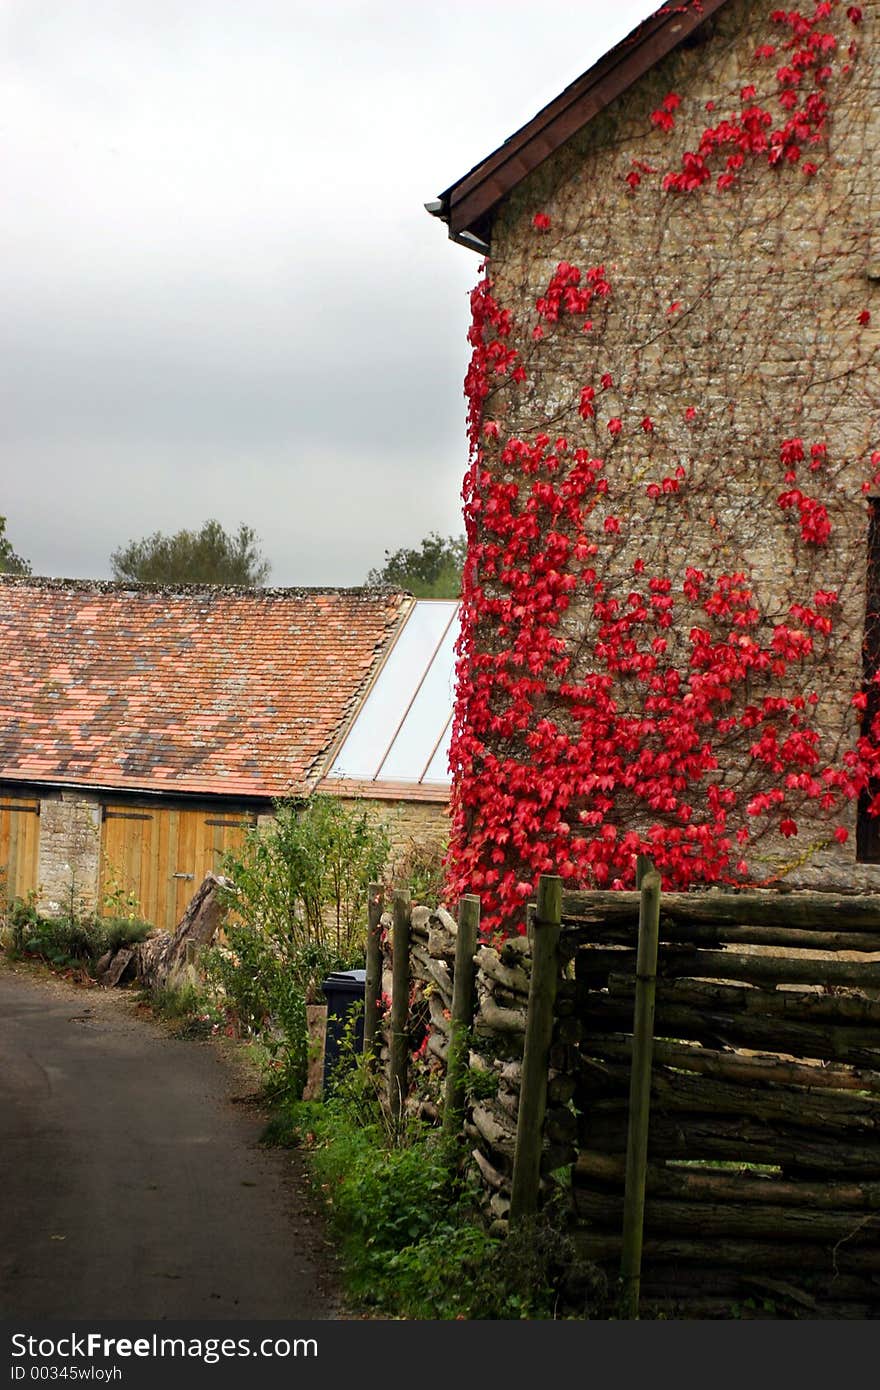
[2,0,658,586]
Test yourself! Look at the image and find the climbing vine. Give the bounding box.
[446,0,879,935]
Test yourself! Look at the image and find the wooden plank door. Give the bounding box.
[0,793,41,906]
[175,811,257,923]
[101,805,257,931]
[100,807,156,924]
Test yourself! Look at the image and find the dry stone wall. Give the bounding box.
[339,795,449,878]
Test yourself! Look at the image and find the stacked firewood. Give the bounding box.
[462,937,528,1218]
[376,904,457,1107]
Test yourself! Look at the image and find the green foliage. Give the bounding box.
[17,912,152,971]
[221,796,391,970]
[3,890,40,954]
[266,1061,604,1319]
[146,982,225,1038]
[0,870,152,970]
[9,897,35,928]
[381,1212,601,1320]
[464,1063,500,1102]
[0,515,31,575]
[100,917,154,953]
[201,797,390,1105]
[366,531,465,599]
[202,922,309,1101]
[101,864,146,924]
[110,518,270,586]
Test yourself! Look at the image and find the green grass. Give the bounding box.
[135,982,227,1039]
[262,1063,605,1320]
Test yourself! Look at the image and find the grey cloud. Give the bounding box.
[1,0,657,587]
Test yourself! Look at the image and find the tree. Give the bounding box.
[0,516,31,575]
[110,519,270,586]
[366,531,466,598]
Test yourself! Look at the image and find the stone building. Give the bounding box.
[429,0,880,931]
[0,578,451,927]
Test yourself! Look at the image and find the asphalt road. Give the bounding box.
[0,964,343,1320]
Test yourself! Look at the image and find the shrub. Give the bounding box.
[100,917,154,953]
[145,982,226,1038]
[205,796,392,1103]
[221,795,391,968]
[1,891,41,954]
[22,915,106,968]
[16,912,153,972]
[202,923,310,1101]
[266,1057,604,1319]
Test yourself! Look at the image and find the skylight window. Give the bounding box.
[327,600,458,786]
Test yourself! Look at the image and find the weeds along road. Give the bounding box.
[0,962,343,1320]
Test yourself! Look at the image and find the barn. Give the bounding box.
[0,577,418,928]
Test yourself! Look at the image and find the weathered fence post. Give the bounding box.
[635,853,653,889]
[510,874,562,1224]
[442,894,480,1139]
[363,881,384,1064]
[388,887,412,1124]
[620,866,662,1319]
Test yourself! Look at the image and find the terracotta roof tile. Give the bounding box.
[0,578,409,800]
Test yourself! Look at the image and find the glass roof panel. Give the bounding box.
[328,600,458,782]
[379,617,457,783]
[423,716,453,784]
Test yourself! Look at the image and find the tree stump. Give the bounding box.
[99,872,233,989]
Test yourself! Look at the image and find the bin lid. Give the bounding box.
[321,969,366,991]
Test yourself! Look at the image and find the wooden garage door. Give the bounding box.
[0,794,41,907]
[100,805,257,931]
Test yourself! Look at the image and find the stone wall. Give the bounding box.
[36,793,102,916]
[456,0,880,900]
[341,795,449,889]
[261,795,448,891]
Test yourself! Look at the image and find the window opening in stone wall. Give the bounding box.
[857,499,880,862]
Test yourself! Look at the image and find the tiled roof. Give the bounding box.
[0,577,410,799]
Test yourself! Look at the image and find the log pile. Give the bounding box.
[463,937,527,1217]
[378,901,554,1207]
[377,903,457,1120]
[379,880,880,1315]
[568,890,880,1317]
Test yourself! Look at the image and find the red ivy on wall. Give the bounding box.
[446,0,879,936]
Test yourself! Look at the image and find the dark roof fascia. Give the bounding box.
[0,775,279,810]
[428,0,732,252]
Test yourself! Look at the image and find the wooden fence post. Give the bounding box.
[635,853,653,889]
[620,866,662,1319]
[363,881,384,1064]
[388,887,412,1124]
[443,894,481,1139]
[509,874,562,1224]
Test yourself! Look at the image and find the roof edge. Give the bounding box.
[428,0,731,251]
[0,772,287,804]
[0,573,410,600]
[317,777,451,804]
